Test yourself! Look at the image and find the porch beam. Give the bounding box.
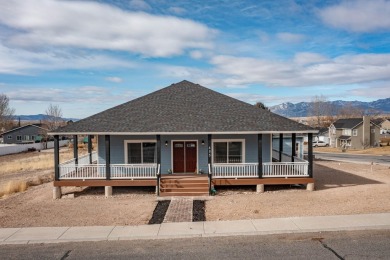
[73,135,78,165]
[156,135,161,196]
[208,134,212,166]
[291,133,296,162]
[88,135,93,164]
[54,135,60,181]
[308,133,314,178]
[156,135,161,164]
[258,134,262,178]
[279,133,283,162]
[208,134,212,196]
[105,135,111,180]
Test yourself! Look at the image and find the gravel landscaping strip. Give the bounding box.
[193,200,206,222]
[148,200,170,225]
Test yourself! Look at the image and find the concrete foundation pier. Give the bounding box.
[307,183,315,191]
[256,184,265,193]
[53,187,62,199]
[105,186,113,197]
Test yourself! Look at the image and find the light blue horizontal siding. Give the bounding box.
[97,135,156,164]
[97,133,272,174]
[212,134,271,164]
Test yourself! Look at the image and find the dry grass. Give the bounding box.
[0,180,28,198]
[314,146,390,155]
[0,152,74,174]
[0,147,92,198]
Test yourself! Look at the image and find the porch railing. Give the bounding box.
[211,163,258,178]
[110,164,158,179]
[59,159,159,180]
[60,164,106,179]
[262,162,309,177]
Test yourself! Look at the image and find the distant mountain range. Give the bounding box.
[14,114,79,122]
[269,98,390,117]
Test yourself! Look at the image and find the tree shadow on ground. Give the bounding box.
[314,162,383,191]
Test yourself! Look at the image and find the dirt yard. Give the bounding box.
[314,145,390,155]
[0,146,91,196]
[0,161,389,227]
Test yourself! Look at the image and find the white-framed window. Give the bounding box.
[7,135,12,139]
[16,135,22,141]
[212,139,245,163]
[352,129,358,136]
[31,135,35,141]
[24,135,30,141]
[342,129,352,136]
[124,140,156,164]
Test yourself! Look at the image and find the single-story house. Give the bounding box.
[329,117,380,149]
[1,124,47,144]
[50,81,317,198]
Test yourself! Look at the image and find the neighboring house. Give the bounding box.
[50,81,317,198]
[379,119,390,134]
[329,117,380,149]
[1,124,48,144]
[314,128,329,144]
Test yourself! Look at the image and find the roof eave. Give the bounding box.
[49,130,319,135]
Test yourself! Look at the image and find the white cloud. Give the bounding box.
[168,7,187,15]
[349,84,390,98]
[0,43,133,74]
[189,50,204,59]
[6,85,135,104]
[209,53,390,87]
[276,32,305,43]
[105,77,123,83]
[294,52,329,65]
[0,0,215,57]
[129,0,151,11]
[319,0,390,32]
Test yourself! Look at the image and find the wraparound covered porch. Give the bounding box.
[52,132,315,197]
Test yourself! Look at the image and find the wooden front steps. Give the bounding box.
[159,174,209,197]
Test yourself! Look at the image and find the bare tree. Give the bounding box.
[254,102,270,111]
[0,93,15,131]
[338,104,364,119]
[44,104,64,131]
[308,95,334,127]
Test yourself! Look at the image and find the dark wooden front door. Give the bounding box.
[173,141,197,173]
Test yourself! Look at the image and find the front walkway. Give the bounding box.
[163,198,193,223]
[1,213,389,244]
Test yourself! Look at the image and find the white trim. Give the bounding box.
[49,130,319,135]
[211,139,245,164]
[16,135,22,141]
[170,140,199,174]
[124,140,157,164]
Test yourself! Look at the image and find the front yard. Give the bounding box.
[0,161,389,227]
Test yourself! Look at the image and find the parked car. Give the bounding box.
[313,141,329,147]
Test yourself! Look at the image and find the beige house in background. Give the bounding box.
[380,119,390,134]
[329,117,380,149]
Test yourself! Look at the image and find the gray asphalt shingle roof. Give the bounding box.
[333,118,363,129]
[52,80,315,134]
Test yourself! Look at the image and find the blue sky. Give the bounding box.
[0,0,389,118]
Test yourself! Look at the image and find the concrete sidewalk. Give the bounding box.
[1,213,389,245]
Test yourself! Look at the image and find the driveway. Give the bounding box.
[314,152,390,165]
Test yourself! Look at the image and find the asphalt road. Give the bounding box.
[314,152,390,165]
[1,230,389,259]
